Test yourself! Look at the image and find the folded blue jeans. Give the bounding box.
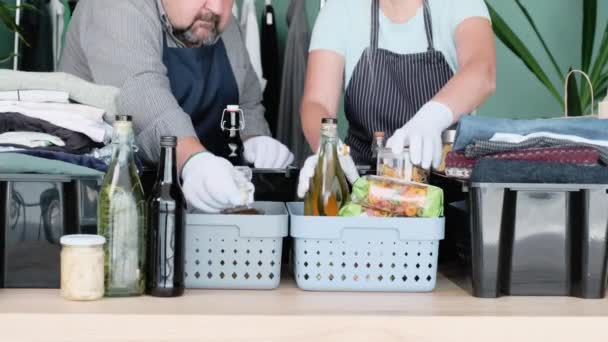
[454,116,608,151]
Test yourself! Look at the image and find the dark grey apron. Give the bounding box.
[162,34,240,160]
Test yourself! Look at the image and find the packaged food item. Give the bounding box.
[60,235,106,301]
[338,202,396,218]
[377,148,428,183]
[351,176,443,218]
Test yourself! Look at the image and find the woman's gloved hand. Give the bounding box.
[244,136,294,169]
[297,143,359,198]
[386,101,454,170]
[181,152,254,213]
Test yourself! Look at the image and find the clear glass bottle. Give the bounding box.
[146,136,184,297]
[304,118,350,216]
[98,115,146,297]
[370,131,385,171]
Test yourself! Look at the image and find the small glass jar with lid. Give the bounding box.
[60,235,106,301]
[377,147,429,184]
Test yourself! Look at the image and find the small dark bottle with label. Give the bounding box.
[146,136,185,297]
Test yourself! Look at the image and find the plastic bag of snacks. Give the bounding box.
[338,202,397,217]
[349,176,443,218]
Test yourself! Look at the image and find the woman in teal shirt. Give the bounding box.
[297,0,496,196]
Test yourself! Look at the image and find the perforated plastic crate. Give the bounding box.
[288,203,445,292]
[184,202,288,289]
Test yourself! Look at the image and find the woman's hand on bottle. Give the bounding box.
[296,142,359,198]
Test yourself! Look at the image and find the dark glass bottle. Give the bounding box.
[146,136,185,297]
[221,105,246,166]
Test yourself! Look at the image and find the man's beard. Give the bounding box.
[173,11,220,47]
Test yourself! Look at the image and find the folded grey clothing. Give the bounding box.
[0,70,118,120]
[470,159,608,184]
[0,112,101,153]
[464,137,608,165]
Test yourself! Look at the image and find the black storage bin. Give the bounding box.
[0,174,102,288]
[251,167,299,202]
[469,182,608,299]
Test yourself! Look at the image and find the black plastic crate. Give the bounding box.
[0,174,102,288]
[469,182,608,299]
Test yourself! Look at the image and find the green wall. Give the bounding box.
[483,0,608,118]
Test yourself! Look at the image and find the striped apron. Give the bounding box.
[344,0,454,164]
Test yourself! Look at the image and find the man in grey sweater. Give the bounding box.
[60,0,293,213]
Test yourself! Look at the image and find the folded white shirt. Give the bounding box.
[0,70,119,118]
[490,132,608,148]
[0,101,110,143]
[0,131,65,148]
[0,90,70,103]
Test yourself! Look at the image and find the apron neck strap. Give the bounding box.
[370,0,436,51]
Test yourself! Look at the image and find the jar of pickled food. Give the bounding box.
[60,235,106,301]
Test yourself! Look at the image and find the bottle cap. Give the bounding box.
[160,136,178,147]
[322,118,337,124]
[115,115,132,122]
[227,105,240,112]
[60,234,106,247]
[373,131,385,138]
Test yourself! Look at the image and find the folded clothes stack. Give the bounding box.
[447,116,608,181]
[0,71,122,176]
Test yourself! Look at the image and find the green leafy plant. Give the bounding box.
[0,1,35,64]
[487,0,607,116]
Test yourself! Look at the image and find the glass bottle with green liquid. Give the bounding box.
[304,118,350,216]
[98,115,146,297]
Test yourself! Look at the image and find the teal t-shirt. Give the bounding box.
[309,0,491,88]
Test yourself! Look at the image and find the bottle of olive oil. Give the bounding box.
[304,118,350,216]
[98,115,146,297]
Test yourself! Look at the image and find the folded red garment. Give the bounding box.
[445,146,600,169]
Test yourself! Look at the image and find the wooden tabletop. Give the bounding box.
[1,273,607,342]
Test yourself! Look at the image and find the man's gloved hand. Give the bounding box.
[181,152,253,213]
[297,143,359,198]
[244,136,294,169]
[386,101,454,170]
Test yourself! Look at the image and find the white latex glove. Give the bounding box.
[181,152,253,213]
[244,136,295,169]
[386,101,454,170]
[297,143,360,198]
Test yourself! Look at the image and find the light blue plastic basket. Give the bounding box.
[185,202,288,290]
[288,203,445,292]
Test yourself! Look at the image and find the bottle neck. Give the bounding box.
[374,136,385,148]
[111,121,135,162]
[319,124,338,148]
[157,146,177,185]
